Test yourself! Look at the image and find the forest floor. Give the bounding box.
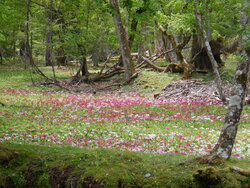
[0,62,250,187]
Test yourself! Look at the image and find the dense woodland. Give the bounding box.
[0,0,248,76]
[0,0,250,187]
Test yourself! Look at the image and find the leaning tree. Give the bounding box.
[194,0,250,163]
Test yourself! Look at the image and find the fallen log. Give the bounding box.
[141,56,166,72]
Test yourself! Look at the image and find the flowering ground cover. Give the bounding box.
[1,87,250,159]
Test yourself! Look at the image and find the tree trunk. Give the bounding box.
[81,52,88,77]
[48,0,56,81]
[45,32,53,66]
[162,31,177,63]
[154,26,164,55]
[55,8,66,68]
[110,0,135,81]
[92,51,99,67]
[191,34,203,68]
[166,33,192,79]
[0,50,3,65]
[195,7,227,104]
[45,1,54,67]
[76,44,89,78]
[203,0,250,161]
[56,46,66,67]
[209,57,249,160]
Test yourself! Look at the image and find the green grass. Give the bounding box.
[0,62,250,187]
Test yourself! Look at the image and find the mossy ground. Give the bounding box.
[0,144,250,188]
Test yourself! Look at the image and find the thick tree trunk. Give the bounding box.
[195,7,227,104]
[110,0,135,81]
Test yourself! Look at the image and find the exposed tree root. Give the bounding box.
[226,166,250,177]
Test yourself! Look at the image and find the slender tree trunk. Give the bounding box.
[195,6,226,104]
[45,1,53,67]
[110,0,135,81]
[55,7,66,68]
[45,32,53,66]
[48,0,56,81]
[0,50,3,65]
[204,1,250,162]
[24,0,35,69]
[12,31,17,64]
[209,57,249,160]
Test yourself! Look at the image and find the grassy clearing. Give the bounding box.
[0,63,250,187]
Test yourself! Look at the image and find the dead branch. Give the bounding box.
[99,48,119,75]
[40,81,71,91]
[141,56,166,71]
[92,70,124,82]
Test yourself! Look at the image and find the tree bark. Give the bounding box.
[191,34,203,68]
[154,25,165,55]
[47,0,56,81]
[55,8,66,68]
[45,0,54,67]
[110,0,135,81]
[0,50,3,65]
[209,57,249,160]
[45,32,53,66]
[205,0,250,161]
[24,0,34,68]
[195,7,227,104]
[162,31,177,63]
[166,32,192,79]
